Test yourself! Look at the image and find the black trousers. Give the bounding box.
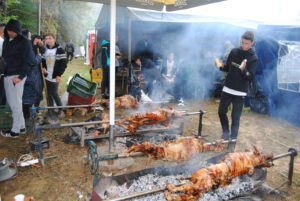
[46,80,62,107]
[0,77,6,105]
[67,52,74,62]
[101,67,110,95]
[23,104,31,119]
[218,92,244,139]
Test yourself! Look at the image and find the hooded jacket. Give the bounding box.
[41,43,67,79]
[221,47,258,93]
[65,39,75,53]
[101,40,110,67]
[2,19,35,80]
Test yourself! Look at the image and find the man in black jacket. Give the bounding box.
[215,31,258,151]
[65,39,75,63]
[1,19,35,138]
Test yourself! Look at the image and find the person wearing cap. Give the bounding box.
[214,31,258,152]
[1,19,35,138]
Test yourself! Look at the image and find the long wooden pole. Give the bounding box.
[37,48,49,106]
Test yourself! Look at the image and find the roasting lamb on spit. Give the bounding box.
[126,137,225,165]
[118,107,182,133]
[93,95,138,109]
[164,146,273,201]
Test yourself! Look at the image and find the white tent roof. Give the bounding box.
[95,5,261,29]
[64,0,226,11]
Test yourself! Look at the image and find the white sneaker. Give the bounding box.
[1,131,20,138]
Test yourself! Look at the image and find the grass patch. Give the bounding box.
[59,58,92,94]
[295,173,300,184]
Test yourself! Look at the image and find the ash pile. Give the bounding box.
[101,160,270,201]
[104,172,259,201]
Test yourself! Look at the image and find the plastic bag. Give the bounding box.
[61,91,69,106]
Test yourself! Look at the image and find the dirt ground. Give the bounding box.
[0,59,300,201]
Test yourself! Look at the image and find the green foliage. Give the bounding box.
[1,0,101,46]
[41,0,101,46]
[0,0,20,23]
[7,0,38,33]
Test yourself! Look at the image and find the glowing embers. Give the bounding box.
[102,162,267,201]
[85,113,110,135]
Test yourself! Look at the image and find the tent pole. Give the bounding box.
[128,16,132,63]
[85,33,90,65]
[37,0,41,35]
[109,0,116,153]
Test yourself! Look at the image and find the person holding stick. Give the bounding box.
[214,31,258,152]
[22,35,45,125]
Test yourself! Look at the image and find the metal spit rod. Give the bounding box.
[181,111,207,116]
[37,111,202,130]
[97,139,236,161]
[32,104,104,110]
[105,149,298,201]
[259,149,299,166]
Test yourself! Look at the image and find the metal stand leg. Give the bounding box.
[288,148,297,185]
[269,148,298,193]
[80,128,85,147]
[36,127,45,168]
[109,125,115,153]
[198,110,204,137]
[179,121,184,135]
[68,119,72,137]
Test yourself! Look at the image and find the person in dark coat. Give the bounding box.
[1,19,36,138]
[65,38,75,63]
[215,31,258,151]
[135,33,154,60]
[22,35,44,124]
[100,38,121,97]
[100,39,110,97]
[128,58,142,100]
